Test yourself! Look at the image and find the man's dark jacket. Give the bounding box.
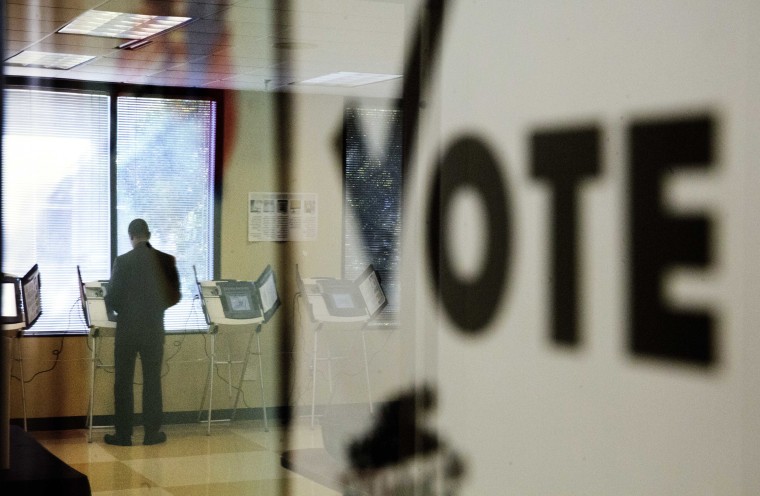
[105,241,181,332]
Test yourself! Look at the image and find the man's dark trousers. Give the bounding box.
[114,331,164,437]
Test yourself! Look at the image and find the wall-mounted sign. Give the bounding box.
[248,192,318,242]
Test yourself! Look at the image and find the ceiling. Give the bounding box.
[4,0,410,97]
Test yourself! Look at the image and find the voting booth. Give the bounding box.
[296,264,387,427]
[78,266,117,442]
[1,264,42,435]
[195,265,280,434]
[80,264,280,438]
[2,265,42,333]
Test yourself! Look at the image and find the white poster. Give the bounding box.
[248,192,317,242]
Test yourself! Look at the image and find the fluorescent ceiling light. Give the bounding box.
[58,10,191,40]
[299,72,401,87]
[5,51,95,70]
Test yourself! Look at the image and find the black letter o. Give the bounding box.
[427,136,510,333]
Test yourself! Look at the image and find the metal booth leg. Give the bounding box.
[87,329,97,443]
[231,324,268,432]
[311,325,319,428]
[362,330,373,413]
[206,331,215,435]
[14,335,28,431]
[256,332,268,431]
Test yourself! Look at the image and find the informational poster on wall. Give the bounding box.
[247,192,318,242]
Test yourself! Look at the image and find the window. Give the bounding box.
[3,88,112,334]
[2,83,219,334]
[343,106,402,325]
[116,96,217,332]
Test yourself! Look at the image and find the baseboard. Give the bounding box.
[11,402,377,432]
[11,406,282,432]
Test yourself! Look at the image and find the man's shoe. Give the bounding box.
[104,433,132,446]
[143,431,167,445]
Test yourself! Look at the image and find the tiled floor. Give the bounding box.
[30,420,344,496]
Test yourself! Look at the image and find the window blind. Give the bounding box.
[2,88,111,333]
[343,107,402,325]
[116,96,216,332]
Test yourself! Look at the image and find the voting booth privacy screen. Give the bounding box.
[195,264,281,326]
[296,264,387,323]
[256,265,280,322]
[78,266,117,330]
[2,264,42,330]
[77,266,89,328]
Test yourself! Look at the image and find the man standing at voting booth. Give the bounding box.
[104,219,181,446]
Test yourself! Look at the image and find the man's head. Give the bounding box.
[128,218,151,247]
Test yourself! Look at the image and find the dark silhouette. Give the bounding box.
[349,386,464,471]
[342,385,466,495]
[104,219,181,446]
